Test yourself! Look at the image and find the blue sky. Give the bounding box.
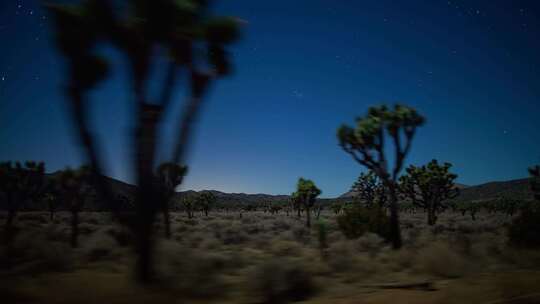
[1,0,539,197]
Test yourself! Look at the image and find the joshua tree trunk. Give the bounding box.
[163,204,171,239]
[205,209,208,216]
[387,185,402,249]
[427,207,437,226]
[71,209,79,248]
[316,206,322,220]
[50,210,55,222]
[306,206,311,228]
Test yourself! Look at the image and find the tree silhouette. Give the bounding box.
[198,192,216,216]
[46,0,241,282]
[529,165,540,201]
[337,105,424,249]
[156,163,187,238]
[294,178,322,228]
[56,166,94,248]
[399,159,459,225]
[0,161,45,244]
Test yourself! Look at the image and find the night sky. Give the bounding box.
[1,1,539,197]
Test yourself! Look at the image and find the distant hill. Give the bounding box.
[339,179,532,202]
[454,178,533,202]
[10,174,533,211]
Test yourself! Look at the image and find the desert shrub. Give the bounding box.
[290,225,311,244]
[83,231,122,262]
[105,225,132,247]
[416,241,466,278]
[6,232,73,274]
[270,240,304,257]
[508,206,540,248]
[337,205,390,240]
[356,232,385,257]
[78,223,98,235]
[215,224,250,245]
[157,241,227,299]
[247,258,316,304]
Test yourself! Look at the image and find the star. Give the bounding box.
[292,90,304,99]
[1,76,5,81]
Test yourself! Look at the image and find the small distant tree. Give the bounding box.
[295,178,322,228]
[156,163,187,238]
[351,171,387,209]
[57,166,93,248]
[399,160,459,225]
[330,201,343,214]
[182,196,195,219]
[338,105,424,249]
[198,192,216,216]
[0,161,45,243]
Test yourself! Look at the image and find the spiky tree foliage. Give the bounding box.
[337,105,424,249]
[0,161,45,243]
[295,178,322,228]
[197,192,216,216]
[350,171,387,209]
[399,160,459,225]
[56,166,93,248]
[156,163,187,238]
[46,0,241,282]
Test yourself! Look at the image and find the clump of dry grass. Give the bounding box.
[247,258,317,304]
[415,241,467,278]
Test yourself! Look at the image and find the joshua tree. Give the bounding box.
[291,192,303,218]
[0,161,45,243]
[56,166,93,248]
[530,166,540,202]
[156,163,187,238]
[198,192,216,216]
[399,160,459,225]
[182,196,196,219]
[351,171,387,209]
[295,178,322,228]
[46,0,241,282]
[338,105,425,249]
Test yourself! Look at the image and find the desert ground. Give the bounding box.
[2,210,540,304]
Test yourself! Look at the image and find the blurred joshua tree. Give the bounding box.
[529,165,540,202]
[198,191,216,216]
[294,178,322,228]
[46,0,241,282]
[351,171,387,209]
[0,161,45,243]
[43,189,59,222]
[156,163,187,238]
[56,166,94,248]
[337,105,424,249]
[399,159,459,225]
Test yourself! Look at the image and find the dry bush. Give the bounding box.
[215,224,250,245]
[156,240,228,299]
[269,240,305,257]
[415,241,467,278]
[82,230,124,263]
[247,258,317,304]
[4,231,74,274]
